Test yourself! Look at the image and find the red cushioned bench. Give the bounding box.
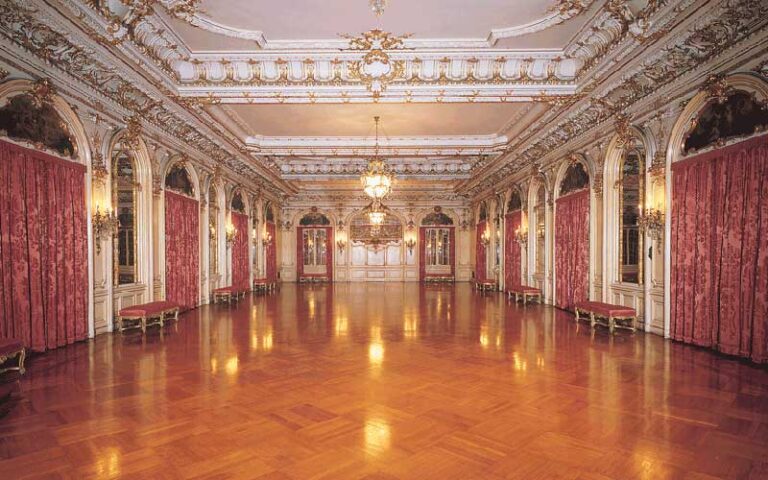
[213,286,246,304]
[0,338,25,375]
[253,278,277,293]
[116,301,180,333]
[475,280,497,292]
[574,301,637,333]
[507,286,542,305]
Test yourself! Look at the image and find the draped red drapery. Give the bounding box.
[266,221,277,282]
[475,220,487,281]
[555,190,590,311]
[671,134,768,363]
[231,212,249,291]
[296,226,333,281]
[504,211,522,290]
[0,140,88,352]
[418,226,455,281]
[164,191,199,311]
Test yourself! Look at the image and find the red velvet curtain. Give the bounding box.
[555,190,590,310]
[476,220,487,281]
[266,221,277,282]
[671,135,768,363]
[505,211,522,290]
[165,191,199,311]
[0,140,88,352]
[231,212,249,291]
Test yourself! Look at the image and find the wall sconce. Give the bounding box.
[405,238,416,255]
[336,238,346,254]
[262,231,273,247]
[639,208,665,240]
[92,205,119,254]
[514,226,528,246]
[225,223,237,246]
[481,227,491,246]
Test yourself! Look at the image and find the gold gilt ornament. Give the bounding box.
[343,29,410,98]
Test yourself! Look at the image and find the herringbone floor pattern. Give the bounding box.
[1,284,767,479]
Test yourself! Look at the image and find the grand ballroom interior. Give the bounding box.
[0,0,767,478]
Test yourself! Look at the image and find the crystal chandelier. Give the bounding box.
[361,116,394,200]
[369,0,388,16]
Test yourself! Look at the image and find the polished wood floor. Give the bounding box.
[1,284,767,480]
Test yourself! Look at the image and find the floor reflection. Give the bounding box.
[3,283,768,479]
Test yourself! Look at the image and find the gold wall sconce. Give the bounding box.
[225,223,237,246]
[93,205,119,254]
[405,238,416,255]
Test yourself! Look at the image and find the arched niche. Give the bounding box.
[528,177,549,293]
[418,207,456,282]
[108,129,153,288]
[296,209,334,282]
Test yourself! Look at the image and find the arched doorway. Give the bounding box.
[419,207,455,282]
[504,190,523,290]
[164,161,199,311]
[297,210,333,282]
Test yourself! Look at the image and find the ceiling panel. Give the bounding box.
[227,103,527,137]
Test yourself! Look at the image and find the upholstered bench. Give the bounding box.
[475,280,497,292]
[574,301,637,333]
[0,338,25,375]
[117,301,180,333]
[213,287,237,304]
[425,276,454,284]
[508,286,542,305]
[253,278,268,292]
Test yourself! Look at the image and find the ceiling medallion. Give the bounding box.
[369,0,388,17]
[343,29,410,98]
[360,116,394,200]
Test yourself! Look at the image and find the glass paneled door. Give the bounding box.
[302,228,328,276]
[425,227,451,276]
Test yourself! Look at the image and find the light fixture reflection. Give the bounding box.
[225,356,239,376]
[94,447,121,477]
[364,417,391,457]
[335,316,349,337]
[369,325,384,366]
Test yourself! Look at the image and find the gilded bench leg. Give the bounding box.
[590,312,596,329]
[141,316,147,334]
[575,308,581,323]
[17,348,25,374]
[609,316,615,334]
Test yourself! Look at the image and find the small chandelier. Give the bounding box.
[361,116,394,200]
[369,0,388,16]
[367,200,387,226]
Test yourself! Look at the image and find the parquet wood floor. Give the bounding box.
[1,284,767,480]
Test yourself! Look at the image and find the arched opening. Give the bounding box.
[554,161,590,311]
[164,162,199,310]
[111,141,138,285]
[297,210,333,282]
[419,207,455,283]
[669,83,768,363]
[618,139,645,284]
